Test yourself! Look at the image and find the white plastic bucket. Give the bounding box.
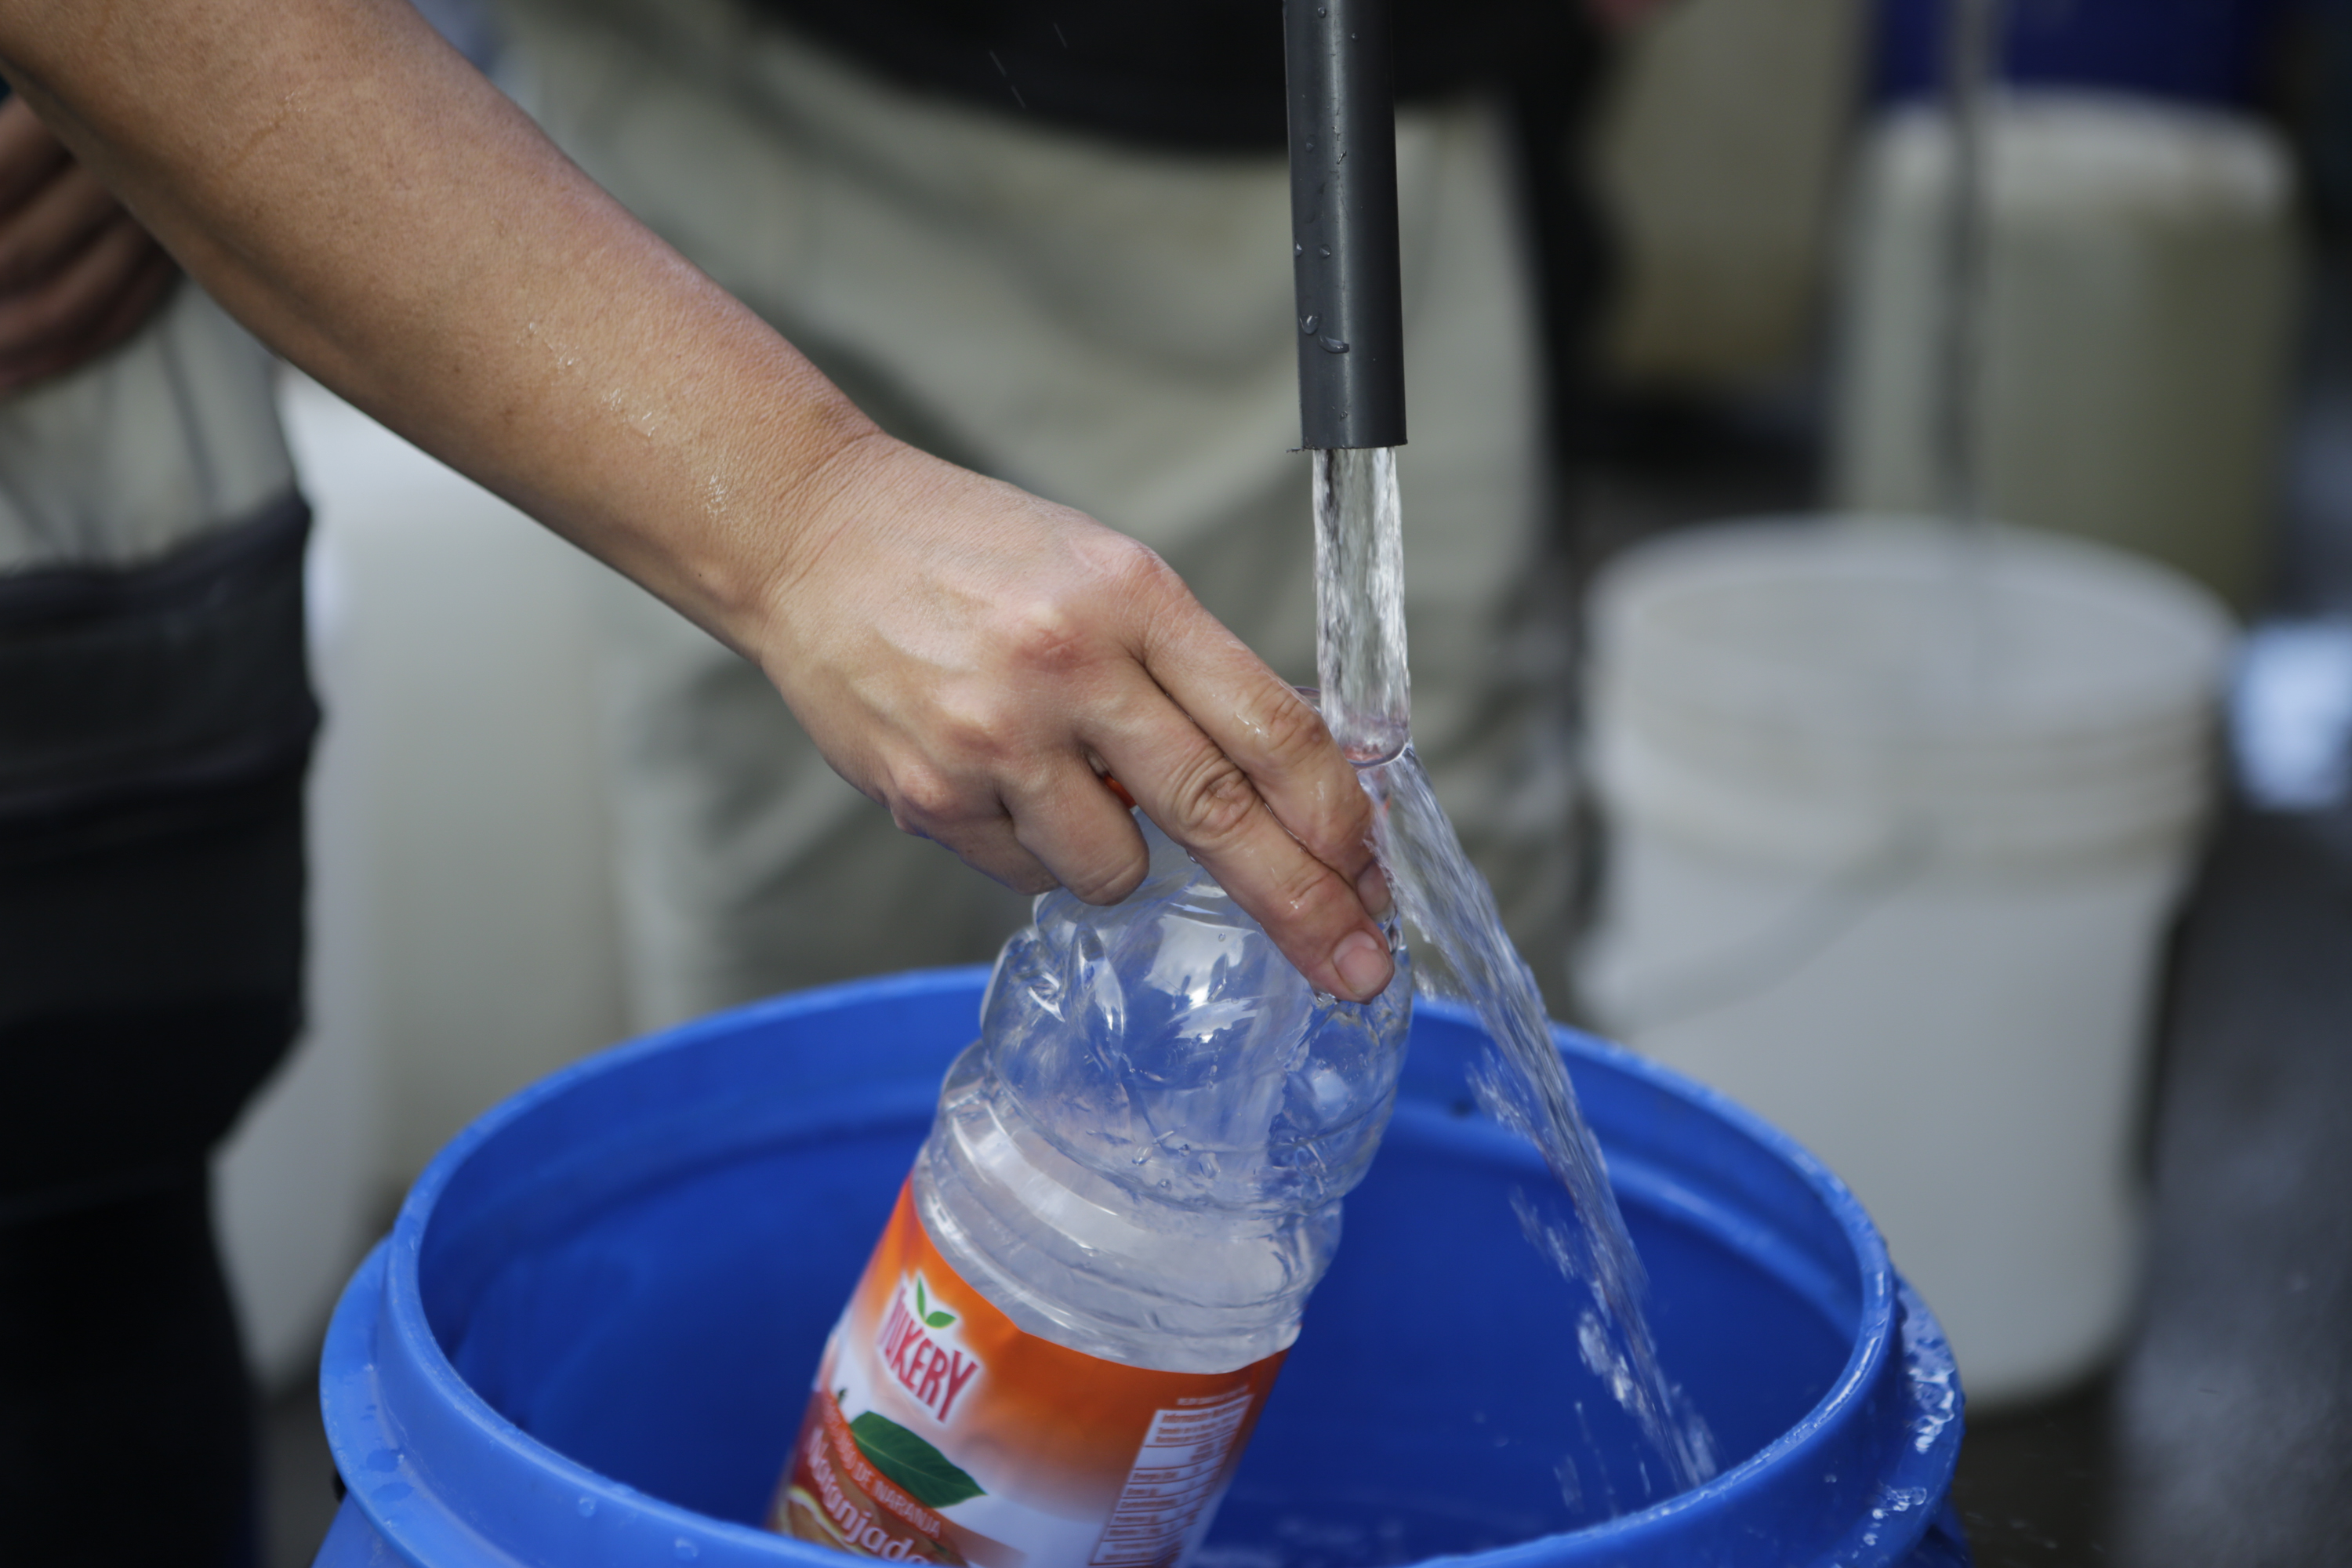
[1578,518,2234,1407]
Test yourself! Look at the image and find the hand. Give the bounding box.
[756,433,1399,1003]
[0,93,176,395]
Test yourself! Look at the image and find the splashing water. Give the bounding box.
[1312,448,1719,1500]
[1368,752,1718,1493]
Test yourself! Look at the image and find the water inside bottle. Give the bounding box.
[1312,447,1720,1501]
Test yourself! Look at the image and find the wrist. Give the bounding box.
[720,404,902,655]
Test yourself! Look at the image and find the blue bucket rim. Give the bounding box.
[326,966,1960,1566]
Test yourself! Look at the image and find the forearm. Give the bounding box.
[0,0,1399,1002]
[0,0,867,650]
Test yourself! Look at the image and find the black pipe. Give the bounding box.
[1283,0,1406,451]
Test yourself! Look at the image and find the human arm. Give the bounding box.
[0,0,1396,1000]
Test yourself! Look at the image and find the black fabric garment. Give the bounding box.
[752,0,1611,506]
[0,491,317,855]
[751,0,1595,151]
[1496,26,1617,474]
[0,497,314,1152]
[0,953,304,1223]
[0,1171,259,1567]
[0,501,311,1564]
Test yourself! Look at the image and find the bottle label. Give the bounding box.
[771,1180,1285,1568]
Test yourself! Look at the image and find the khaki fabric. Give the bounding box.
[0,283,294,574]
[500,0,1577,1028]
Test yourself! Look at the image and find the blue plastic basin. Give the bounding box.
[312,968,1969,1566]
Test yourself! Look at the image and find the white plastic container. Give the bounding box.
[1578,519,2233,1406]
[1832,93,2299,610]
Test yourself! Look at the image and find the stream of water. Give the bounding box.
[1312,448,1720,1502]
[1935,0,2007,695]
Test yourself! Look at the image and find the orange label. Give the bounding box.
[769,1180,1285,1568]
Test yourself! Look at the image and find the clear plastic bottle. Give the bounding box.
[772,812,1410,1568]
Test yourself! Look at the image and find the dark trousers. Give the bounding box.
[0,499,314,1566]
[0,802,306,1567]
[0,1168,263,1565]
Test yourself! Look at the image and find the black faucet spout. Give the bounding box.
[1283,0,1406,452]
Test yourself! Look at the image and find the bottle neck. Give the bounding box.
[911,1042,1324,1374]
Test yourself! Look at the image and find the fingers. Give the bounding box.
[1091,691,1394,1004]
[0,96,176,390]
[0,160,130,289]
[913,815,1061,899]
[893,697,1393,1006]
[0,96,69,216]
[1004,768,1152,906]
[69,240,179,365]
[879,757,1142,906]
[1129,584,1390,916]
[0,216,174,392]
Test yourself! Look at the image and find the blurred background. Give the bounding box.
[212,0,2350,1563]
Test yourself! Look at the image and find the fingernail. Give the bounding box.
[1333,929,1393,1001]
[1356,862,1392,918]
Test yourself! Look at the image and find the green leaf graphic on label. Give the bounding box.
[914,1274,955,1329]
[914,1279,928,1318]
[848,1411,985,1508]
[924,1311,955,1327]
